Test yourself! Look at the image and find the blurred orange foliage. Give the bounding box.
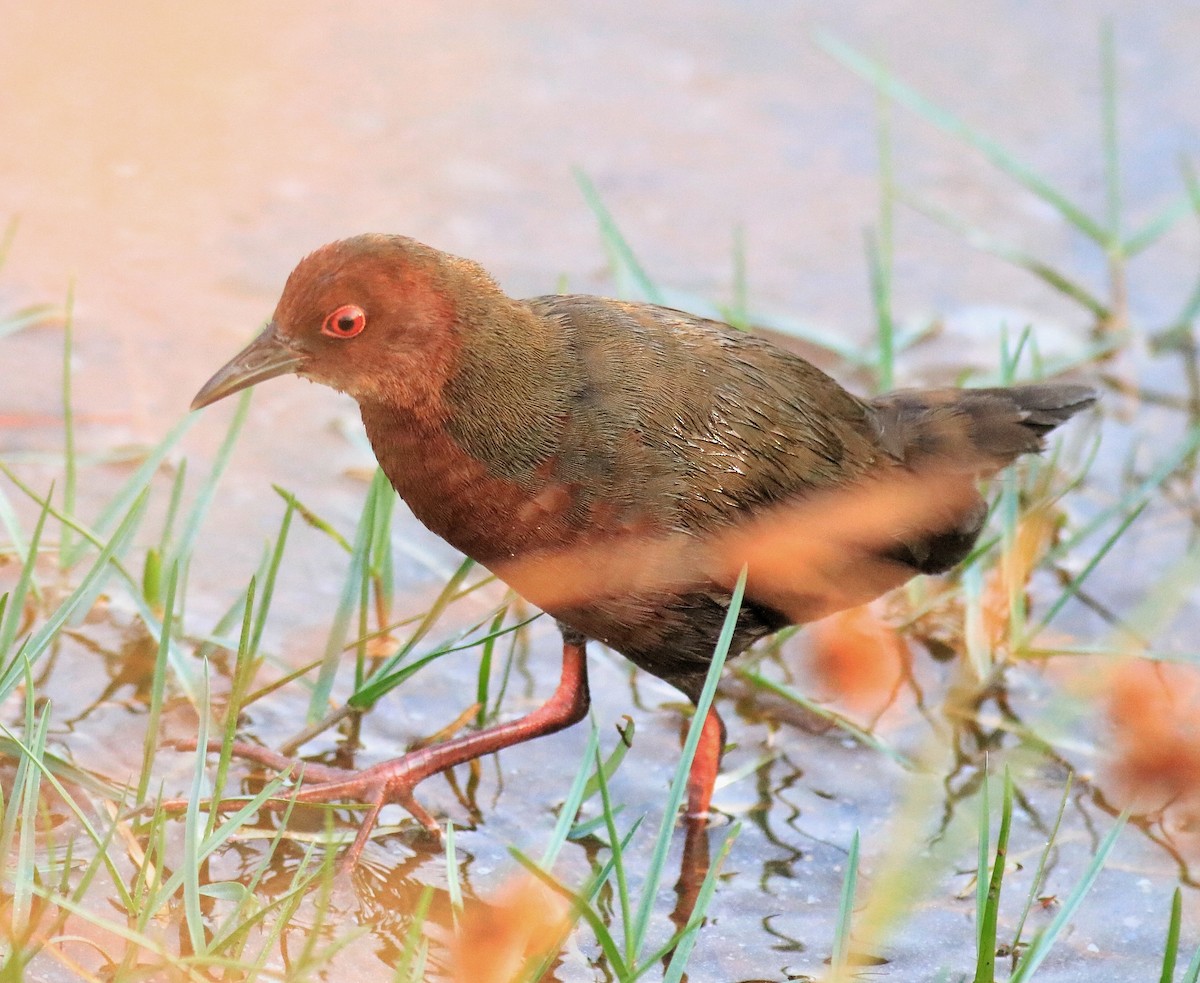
[449,874,571,983]
[1106,660,1200,814]
[808,604,909,714]
[498,464,978,626]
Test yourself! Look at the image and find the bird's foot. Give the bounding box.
[162,634,592,869]
[165,738,447,869]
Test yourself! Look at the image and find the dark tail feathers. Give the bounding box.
[869,382,1097,473]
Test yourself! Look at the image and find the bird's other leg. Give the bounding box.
[685,704,726,820]
[172,623,591,867]
[670,702,724,939]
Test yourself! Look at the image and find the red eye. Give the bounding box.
[321,304,367,339]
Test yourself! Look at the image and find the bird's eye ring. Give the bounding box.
[321,304,367,339]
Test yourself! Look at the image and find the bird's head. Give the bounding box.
[191,234,503,413]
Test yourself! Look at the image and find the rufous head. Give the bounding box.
[192,234,500,412]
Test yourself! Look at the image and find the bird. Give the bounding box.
[190,233,1096,864]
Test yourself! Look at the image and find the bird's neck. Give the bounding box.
[441,297,570,477]
[358,296,574,564]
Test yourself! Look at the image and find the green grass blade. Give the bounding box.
[308,481,378,722]
[735,667,913,767]
[63,411,197,569]
[0,682,30,885]
[210,576,259,837]
[0,463,150,628]
[1125,191,1193,255]
[0,721,134,917]
[183,663,213,956]
[629,566,747,956]
[394,886,433,982]
[348,634,475,709]
[10,688,49,935]
[514,838,639,982]
[1010,811,1129,981]
[475,606,505,726]
[831,829,861,977]
[0,483,28,571]
[0,303,54,339]
[1181,931,1200,983]
[592,739,633,965]
[1157,160,1200,343]
[157,456,188,559]
[1050,425,1200,563]
[367,469,396,628]
[574,168,664,304]
[25,886,213,983]
[720,225,750,331]
[445,821,463,914]
[8,489,148,679]
[1161,887,1182,983]
[578,716,634,804]
[350,556,477,708]
[975,768,991,952]
[0,486,51,662]
[341,575,503,655]
[541,722,602,867]
[866,230,894,393]
[974,770,1013,983]
[818,34,1108,244]
[195,583,250,665]
[356,606,534,665]
[273,485,353,552]
[137,560,178,803]
[898,189,1110,319]
[148,770,295,913]
[529,881,629,980]
[250,498,295,657]
[660,823,739,983]
[1030,499,1146,637]
[142,546,163,611]
[171,389,253,569]
[1010,773,1073,956]
[355,471,393,688]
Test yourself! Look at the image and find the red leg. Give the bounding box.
[173,630,591,867]
[669,705,724,942]
[685,706,725,820]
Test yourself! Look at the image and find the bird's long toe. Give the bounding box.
[172,737,359,785]
[169,738,445,851]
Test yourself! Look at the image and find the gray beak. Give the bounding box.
[191,323,303,411]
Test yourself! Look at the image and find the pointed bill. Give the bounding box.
[191,323,304,411]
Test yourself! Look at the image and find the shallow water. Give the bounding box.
[4,3,1200,980]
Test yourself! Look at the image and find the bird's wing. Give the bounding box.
[521,295,882,535]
